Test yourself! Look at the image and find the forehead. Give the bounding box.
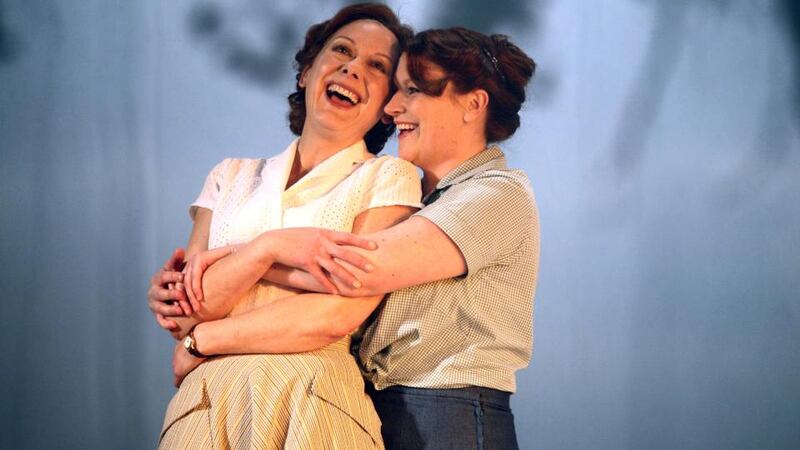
[328,19,398,52]
[397,53,446,81]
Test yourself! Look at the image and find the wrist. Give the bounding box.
[252,232,278,266]
[183,324,210,358]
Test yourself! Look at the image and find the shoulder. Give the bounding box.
[457,167,534,207]
[472,167,533,191]
[207,157,266,180]
[360,155,418,174]
[354,155,420,183]
[426,167,537,232]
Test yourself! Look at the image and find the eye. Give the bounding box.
[370,60,388,74]
[406,86,420,95]
[332,44,352,57]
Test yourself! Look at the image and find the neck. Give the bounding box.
[285,129,360,190]
[420,138,488,197]
[296,130,354,170]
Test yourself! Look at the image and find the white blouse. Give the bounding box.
[189,139,422,313]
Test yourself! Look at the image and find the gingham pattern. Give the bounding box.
[359,146,540,393]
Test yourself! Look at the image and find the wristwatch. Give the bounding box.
[182,325,208,358]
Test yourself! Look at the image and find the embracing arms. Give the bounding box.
[264,215,467,297]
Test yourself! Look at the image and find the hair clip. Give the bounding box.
[480,47,507,85]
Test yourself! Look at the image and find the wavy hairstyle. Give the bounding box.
[287,3,413,154]
[405,27,536,142]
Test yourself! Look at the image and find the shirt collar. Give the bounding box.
[275,138,372,198]
[435,146,507,191]
[298,138,373,178]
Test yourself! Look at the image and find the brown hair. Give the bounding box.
[288,3,413,154]
[405,27,535,142]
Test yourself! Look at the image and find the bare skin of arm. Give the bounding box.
[170,205,415,384]
[171,205,417,339]
[264,215,467,297]
[194,215,465,355]
[164,209,212,336]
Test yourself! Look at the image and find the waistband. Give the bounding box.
[365,383,511,409]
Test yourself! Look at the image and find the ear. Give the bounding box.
[298,67,309,88]
[462,89,490,124]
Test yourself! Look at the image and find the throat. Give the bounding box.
[285,152,311,190]
[421,175,440,198]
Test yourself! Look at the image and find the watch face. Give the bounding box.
[183,335,192,350]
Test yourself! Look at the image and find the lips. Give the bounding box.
[326,82,361,106]
[395,122,417,138]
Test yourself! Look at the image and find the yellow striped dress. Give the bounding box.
[158,140,422,449]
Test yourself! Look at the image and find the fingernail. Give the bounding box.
[365,263,374,272]
[370,242,378,249]
[353,280,362,289]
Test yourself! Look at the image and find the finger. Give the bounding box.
[184,262,199,310]
[325,241,374,272]
[177,298,192,316]
[328,230,377,250]
[190,260,204,307]
[169,247,186,270]
[307,262,339,295]
[151,299,184,317]
[316,256,361,290]
[329,273,354,296]
[166,248,186,271]
[156,314,178,331]
[159,270,184,287]
[153,285,188,304]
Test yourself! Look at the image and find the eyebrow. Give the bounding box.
[333,35,393,63]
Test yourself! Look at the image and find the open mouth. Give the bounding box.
[396,122,417,138]
[326,83,361,106]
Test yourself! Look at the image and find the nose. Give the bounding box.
[384,91,404,117]
[340,61,360,80]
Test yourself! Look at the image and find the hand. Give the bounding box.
[147,248,190,335]
[184,245,240,309]
[172,340,205,387]
[257,228,377,294]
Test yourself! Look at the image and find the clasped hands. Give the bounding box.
[146,227,377,385]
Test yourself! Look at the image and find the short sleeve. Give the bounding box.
[189,158,231,219]
[360,157,423,212]
[415,172,537,274]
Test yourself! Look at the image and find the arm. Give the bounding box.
[262,216,467,297]
[167,208,213,337]
[147,209,212,338]
[186,205,416,355]
[269,176,536,297]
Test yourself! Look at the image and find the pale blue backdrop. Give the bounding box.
[1,1,798,448]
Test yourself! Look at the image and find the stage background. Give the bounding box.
[1,1,798,448]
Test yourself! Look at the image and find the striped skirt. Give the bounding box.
[159,337,383,449]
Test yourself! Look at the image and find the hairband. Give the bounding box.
[480,46,507,86]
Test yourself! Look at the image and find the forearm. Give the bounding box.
[194,238,276,320]
[193,292,383,355]
[327,216,467,297]
[262,264,327,292]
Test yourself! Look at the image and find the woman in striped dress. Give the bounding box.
[147,4,419,449]
[157,27,540,449]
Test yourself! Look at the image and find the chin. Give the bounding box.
[397,147,413,162]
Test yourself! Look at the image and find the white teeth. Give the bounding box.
[396,123,417,131]
[327,83,360,104]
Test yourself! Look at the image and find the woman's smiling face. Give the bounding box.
[384,54,467,170]
[300,19,399,141]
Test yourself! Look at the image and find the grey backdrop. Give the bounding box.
[1,1,798,449]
